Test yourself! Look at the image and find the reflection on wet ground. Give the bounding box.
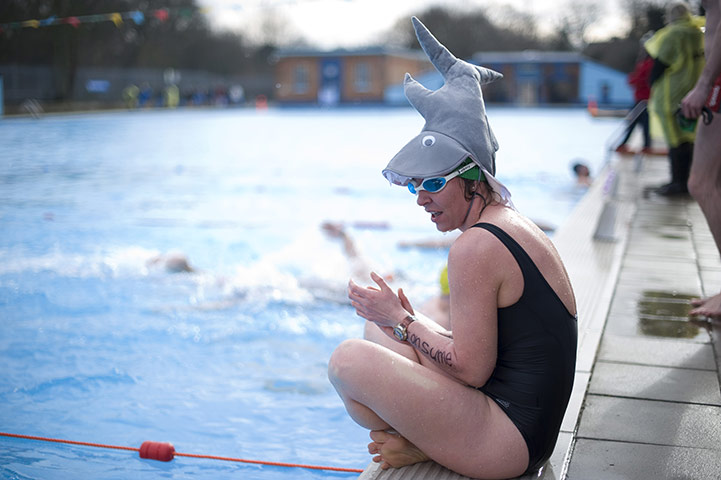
[637,290,708,338]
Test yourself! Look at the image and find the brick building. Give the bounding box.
[274,46,430,106]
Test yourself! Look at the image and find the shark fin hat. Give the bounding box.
[382,16,513,208]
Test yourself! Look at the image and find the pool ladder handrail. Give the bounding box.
[594,101,646,241]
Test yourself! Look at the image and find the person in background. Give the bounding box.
[645,2,705,196]
[616,35,654,154]
[322,221,449,321]
[328,18,577,479]
[122,84,139,109]
[146,253,194,273]
[321,222,394,284]
[572,161,592,187]
[681,0,721,319]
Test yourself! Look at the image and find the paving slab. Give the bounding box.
[619,255,701,275]
[597,334,717,369]
[700,270,721,295]
[567,438,721,480]
[614,271,702,292]
[576,395,721,448]
[623,240,698,260]
[588,362,721,405]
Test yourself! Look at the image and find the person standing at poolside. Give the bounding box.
[645,2,705,196]
[681,0,721,319]
[328,18,577,479]
[616,38,654,154]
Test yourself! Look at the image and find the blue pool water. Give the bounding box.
[0,107,620,479]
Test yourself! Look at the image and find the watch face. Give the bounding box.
[393,325,405,341]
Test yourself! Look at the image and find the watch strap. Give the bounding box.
[393,314,416,342]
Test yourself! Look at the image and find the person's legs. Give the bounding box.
[657,142,693,195]
[640,108,651,149]
[328,339,529,479]
[617,115,638,147]
[688,119,721,318]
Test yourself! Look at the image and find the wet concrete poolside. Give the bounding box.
[358,152,721,479]
[566,153,721,479]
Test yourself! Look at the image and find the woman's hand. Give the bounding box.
[348,272,412,328]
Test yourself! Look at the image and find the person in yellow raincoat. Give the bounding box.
[645,2,705,195]
[122,84,139,110]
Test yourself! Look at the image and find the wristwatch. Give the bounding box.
[393,315,417,342]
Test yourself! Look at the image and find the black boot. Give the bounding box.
[677,142,693,184]
[656,143,692,196]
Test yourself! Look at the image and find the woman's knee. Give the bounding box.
[328,338,371,384]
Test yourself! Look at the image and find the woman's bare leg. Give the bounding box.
[328,338,529,479]
[688,118,721,318]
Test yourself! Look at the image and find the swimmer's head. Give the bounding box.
[572,162,590,177]
[381,17,513,209]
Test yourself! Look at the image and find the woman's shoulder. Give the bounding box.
[454,212,556,262]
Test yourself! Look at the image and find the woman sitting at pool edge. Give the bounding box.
[328,17,577,479]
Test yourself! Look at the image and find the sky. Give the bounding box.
[198,0,630,49]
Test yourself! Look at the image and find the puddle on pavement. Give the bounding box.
[657,232,687,240]
[637,290,707,338]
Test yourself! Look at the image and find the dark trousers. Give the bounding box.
[619,103,650,148]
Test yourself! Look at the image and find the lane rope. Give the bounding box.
[0,432,363,473]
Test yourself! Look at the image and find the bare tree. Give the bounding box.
[386,5,542,57]
[487,3,540,41]
[622,0,668,38]
[551,0,602,50]
[243,6,304,48]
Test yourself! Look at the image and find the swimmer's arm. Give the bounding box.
[412,311,450,333]
[398,302,495,388]
[348,274,465,378]
[399,234,501,387]
[347,267,494,386]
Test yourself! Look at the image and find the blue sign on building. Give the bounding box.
[318,58,341,107]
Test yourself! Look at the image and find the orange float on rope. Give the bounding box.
[139,441,175,462]
[0,431,363,473]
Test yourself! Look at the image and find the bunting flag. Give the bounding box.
[0,0,350,35]
[109,12,123,27]
[0,7,201,33]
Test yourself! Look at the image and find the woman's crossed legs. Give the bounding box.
[328,325,529,479]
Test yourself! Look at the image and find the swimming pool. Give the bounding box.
[0,107,620,479]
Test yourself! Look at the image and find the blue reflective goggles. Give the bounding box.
[407,163,478,195]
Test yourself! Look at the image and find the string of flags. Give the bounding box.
[0,1,354,35]
[0,7,209,34]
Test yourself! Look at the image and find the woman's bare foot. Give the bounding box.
[367,430,430,470]
[691,297,707,308]
[690,292,721,319]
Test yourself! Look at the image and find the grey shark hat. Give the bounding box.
[382,17,513,207]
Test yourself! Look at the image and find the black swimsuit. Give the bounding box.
[472,223,577,474]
